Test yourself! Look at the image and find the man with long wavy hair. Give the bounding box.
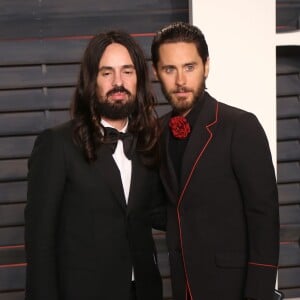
[25,31,165,300]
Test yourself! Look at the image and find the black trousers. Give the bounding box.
[129,281,137,300]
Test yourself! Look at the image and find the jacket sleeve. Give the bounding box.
[150,172,167,231]
[25,128,66,300]
[231,112,279,300]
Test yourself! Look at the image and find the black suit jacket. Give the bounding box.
[25,121,165,300]
[160,92,279,300]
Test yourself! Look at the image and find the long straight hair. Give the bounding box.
[71,31,159,166]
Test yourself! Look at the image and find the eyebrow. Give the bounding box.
[98,64,135,71]
[161,62,197,69]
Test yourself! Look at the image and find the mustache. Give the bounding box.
[172,87,193,93]
[106,86,131,97]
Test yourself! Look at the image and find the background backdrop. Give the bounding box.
[0,0,299,299]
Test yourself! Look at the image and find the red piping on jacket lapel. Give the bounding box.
[176,101,219,300]
[248,262,278,268]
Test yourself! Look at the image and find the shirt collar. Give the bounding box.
[101,118,129,133]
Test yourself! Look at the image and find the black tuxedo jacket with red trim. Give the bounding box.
[25,121,164,300]
[160,92,279,300]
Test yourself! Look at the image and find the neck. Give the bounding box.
[101,117,128,131]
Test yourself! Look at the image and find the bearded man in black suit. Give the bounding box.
[151,22,279,300]
[25,30,165,300]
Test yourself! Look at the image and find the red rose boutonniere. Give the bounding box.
[169,116,191,139]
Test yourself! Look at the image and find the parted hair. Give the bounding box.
[71,30,159,166]
[151,21,209,68]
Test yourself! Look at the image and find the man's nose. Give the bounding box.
[112,71,123,87]
[175,70,186,86]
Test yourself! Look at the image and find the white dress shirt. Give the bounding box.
[101,119,132,203]
[101,119,134,280]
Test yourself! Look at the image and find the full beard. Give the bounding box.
[95,87,137,120]
[161,81,205,115]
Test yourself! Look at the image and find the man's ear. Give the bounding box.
[152,64,159,80]
[204,57,210,78]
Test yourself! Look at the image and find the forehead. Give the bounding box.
[99,43,134,67]
[158,42,201,64]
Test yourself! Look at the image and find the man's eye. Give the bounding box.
[165,67,174,74]
[123,70,134,75]
[102,71,112,77]
[185,64,194,71]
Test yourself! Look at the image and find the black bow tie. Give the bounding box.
[103,127,136,160]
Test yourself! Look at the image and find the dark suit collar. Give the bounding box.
[160,92,219,203]
[159,124,179,201]
[95,146,148,213]
[180,92,219,191]
[95,145,127,211]
[126,154,150,213]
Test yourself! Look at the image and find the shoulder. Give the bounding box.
[216,100,260,128]
[38,120,73,141]
[32,120,75,154]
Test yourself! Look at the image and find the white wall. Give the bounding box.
[190,0,277,165]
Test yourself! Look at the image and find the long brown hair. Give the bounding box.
[71,31,159,167]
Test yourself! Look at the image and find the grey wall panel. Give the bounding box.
[3,13,188,39]
[280,224,300,242]
[0,182,27,204]
[280,205,300,224]
[277,56,300,74]
[155,105,172,117]
[0,39,88,66]
[277,118,300,140]
[152,82,168,104]
[162,278,172,299]
[0,247,25,265]
[0,36,154,66]
[277,74,300,96]
[0,266,25,291]
[277,96,300,119]
[0,111,70,136]
[157,252,170,278]
[280,288,300,299]
[0,87,73,112]
[0,0,187,16]
[278,267,300,288]
[277,162,300,183]
[278,183,300,204]
[0,204,25,227]
[0,112,45,136]
[0,136,36,159]
[0,291,24,300]
[0,64,79,89]
[0,227,24,246]
[277,140,300,161]
[0,0,188,39]
[279,243,300,267]
[0,159,28,182]
[276,0,300,32]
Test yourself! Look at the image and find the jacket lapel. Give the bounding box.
[180,94,219,199]
[160,112,180,203]
[126,154,141,212]
[95,145,127,211]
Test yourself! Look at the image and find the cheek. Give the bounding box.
[97,79,109,96]
[159,76,174,90]
[124,78,137,92]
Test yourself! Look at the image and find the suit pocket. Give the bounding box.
[215,252,246,268]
